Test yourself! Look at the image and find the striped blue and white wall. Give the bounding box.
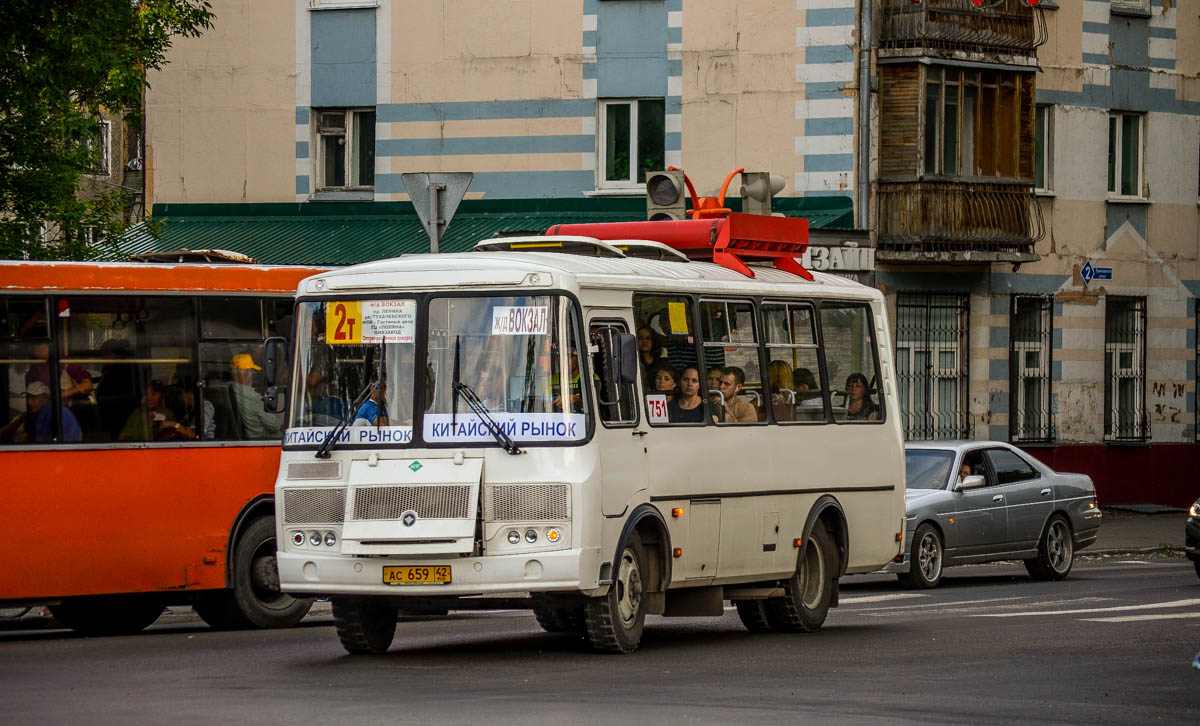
[795,0,856,197]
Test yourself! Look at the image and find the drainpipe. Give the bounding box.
[857,0,872,231]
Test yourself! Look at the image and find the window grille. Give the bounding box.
[1010,295,1052,442]
[896,293,970,440]
[1103,297,1147,441]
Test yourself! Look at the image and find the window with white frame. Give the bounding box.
[1104,297,1146,441]
[598,98,665,188]
[313,108,376,191]
[1034,104,1053,192]
[1010,295,1053,442]
[1108,112,1144,198]
[83,120,111,176]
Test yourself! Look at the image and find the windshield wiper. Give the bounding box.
[451,336,521,456]
[315,348,376,459]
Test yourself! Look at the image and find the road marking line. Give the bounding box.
[1081,613,1200,623]
[854,595,1030,612]
[840,593,928,605]
[974,598,1200,618]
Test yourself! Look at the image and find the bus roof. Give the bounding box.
[306,250,880,301]
[0,260,328,295]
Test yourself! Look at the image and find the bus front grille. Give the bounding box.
[282,487,346,524]
[350,485,472,521]
[286,461,342,480]
[485,484,569,522]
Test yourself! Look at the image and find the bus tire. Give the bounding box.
[231,517,313,628]
[583,531,648,653]
[49,595,163,636]
[531,595,585,636]
[765,525,835,633]
[332,597,398,655]
[734,600,772,633]
[192,591,253,630]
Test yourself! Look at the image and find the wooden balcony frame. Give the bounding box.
[878,0,1047,56]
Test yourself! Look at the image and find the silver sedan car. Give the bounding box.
[888,441,1103,588]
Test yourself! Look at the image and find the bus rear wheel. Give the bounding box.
[332,597,398,655]
[765,525,835,633]
[583,532,648,653]
[49,595,163,636]
[231,517,313,628]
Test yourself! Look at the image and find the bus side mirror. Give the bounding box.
[612,333,638,385]
[263,386,287,414]
[263,336,287,386]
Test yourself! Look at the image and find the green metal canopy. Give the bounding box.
[116,197,855,266]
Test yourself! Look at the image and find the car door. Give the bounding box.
[984,447,1050,550]
[949,449,1008,559]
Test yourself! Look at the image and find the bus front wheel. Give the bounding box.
[765,524,835,633]
[231,517,313,628]
[332,597,398,654]
[49,595,163,636]
[583,531,648,654]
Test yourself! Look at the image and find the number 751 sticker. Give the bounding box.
[327,301,362,344]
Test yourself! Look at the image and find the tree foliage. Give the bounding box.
[0,0,213,260]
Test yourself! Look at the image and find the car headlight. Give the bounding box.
[1190,498,1200,518]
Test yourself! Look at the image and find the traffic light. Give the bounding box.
[739,171,785,216]
[645,170,687,221]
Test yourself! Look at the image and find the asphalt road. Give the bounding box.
[2,556,1198,726]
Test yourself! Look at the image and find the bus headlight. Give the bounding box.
[507,530,521,545]
[324,532,337,547]
[525,529,538,543]
[291,531,305,546]
[309,531,322,546]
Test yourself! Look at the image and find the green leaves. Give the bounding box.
[0,0,213,260]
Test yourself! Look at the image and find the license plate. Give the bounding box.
[382,565,451,586]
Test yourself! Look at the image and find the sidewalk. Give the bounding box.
[1090,506,1188,554]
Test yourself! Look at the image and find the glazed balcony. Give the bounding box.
[876,180,1043,262]
[878,0,1047,57]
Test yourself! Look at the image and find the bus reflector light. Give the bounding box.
[793,538,803,548]
[895,532,902,542]
[671,508,683,518]
[324,532,337,547]
[673,548,683,558]
[507,530,521,545]
[291,531,305,546]
[545,527,562,543]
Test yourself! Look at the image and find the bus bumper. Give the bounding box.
[277,546,604,597]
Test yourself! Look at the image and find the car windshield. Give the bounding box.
[905,449,955,490]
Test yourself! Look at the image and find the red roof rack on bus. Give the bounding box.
[545,212,813,280]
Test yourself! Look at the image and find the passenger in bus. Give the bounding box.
[707,366,723,395]
[0,381,82,443]
[636,327,666,376]
[844,372,879,421]
[715,366,757,424]
[25,342,94,407]
[174,382,214,439]
[792,367,823,420]
[352,376,388,426]
[119,380,189,441]
[647,361,678,403]
[95,338,140,440]
[768,360,795,422]
[229,353,284,439]
[552,347,585,413]
[667,366,705,423]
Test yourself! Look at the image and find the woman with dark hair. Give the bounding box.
[667,366,705,423]
[647,360,678,404]
[844,372,878,421]
[636,326,665,374]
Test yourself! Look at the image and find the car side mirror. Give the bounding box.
[957,474,986,491]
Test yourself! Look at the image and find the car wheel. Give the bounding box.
[231,517,313,628]
[49,595,163,636]
[898,524,943,589]
[764,525,836,633]
[1025,515,1074,581]
[332,597,398,655]
[734,600,772,633]
[192,590,253,630]
[583,531,648,653]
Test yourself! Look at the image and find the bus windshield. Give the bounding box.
[289,299,418,447]
[287,294,588,447]
[423,294,587,445]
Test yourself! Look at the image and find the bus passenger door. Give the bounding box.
[588,316,648,516]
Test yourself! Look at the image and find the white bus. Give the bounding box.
[270,214,906,654]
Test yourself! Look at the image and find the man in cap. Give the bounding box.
[0,381,82,443]
[229,353,284,439]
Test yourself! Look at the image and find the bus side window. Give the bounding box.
[821,304,884,423]
[702,299,763,425]
[589,323,636,425]
[762,302,826,424]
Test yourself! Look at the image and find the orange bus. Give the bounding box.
[0,259,325,634]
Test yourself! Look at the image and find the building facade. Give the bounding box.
[140,0,1198,505]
